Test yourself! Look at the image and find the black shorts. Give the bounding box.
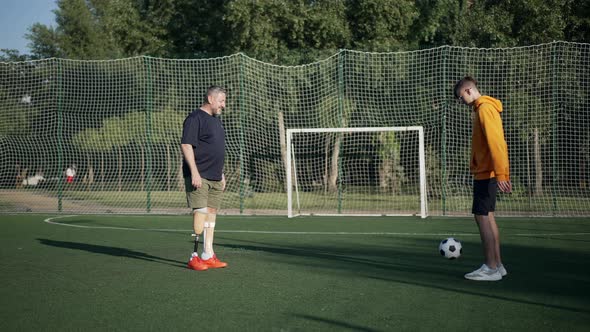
[472,178,497,215]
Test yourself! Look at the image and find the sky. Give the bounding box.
[0,0,58,54]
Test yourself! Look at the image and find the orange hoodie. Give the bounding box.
[471,96,510,181]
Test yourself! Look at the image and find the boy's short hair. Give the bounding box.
[454,76,478,98]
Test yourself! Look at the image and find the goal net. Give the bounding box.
[287,127,427,218]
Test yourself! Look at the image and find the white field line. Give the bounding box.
[42,215,590,237]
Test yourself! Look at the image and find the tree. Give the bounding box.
[26,24,62,59]
[346,0,418,51]
[0,49,31,62]
[223,0,307,62]
[72,108,185,192]
[223,0,351,64]
[452,0,571,48]
[53,0,115,59]
[101,0,174,57]
[0,60,50,136]
[26,0,174,59]
[72,128,109,190]
[22,0,589,63]
[409,0,463,49]
[563,0,590,42]
[168,0,230,57]
[305,0,351,50]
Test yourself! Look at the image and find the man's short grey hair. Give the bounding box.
[203,86,227,104]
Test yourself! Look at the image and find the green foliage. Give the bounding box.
[72,128,108,152]
[24,0,173,59]
[224,0,302,60]
[347,0,418,51]
[25,24,62,59]
[0,49,31,62]
[305,0,351,49]
[0,99,30,135]
[223,0,350,63]
[151,109,185,144]
[19,0,589,62]
[563,0,590,42]
[410,0,462,48]
[72,109,184,152]
[101,0,173,57]
[0,61,51,136]
[452,0,571,48]
[53,0,114,59]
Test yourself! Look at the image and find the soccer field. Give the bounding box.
[1,214,589,331]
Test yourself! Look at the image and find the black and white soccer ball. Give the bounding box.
[439,237,462,259]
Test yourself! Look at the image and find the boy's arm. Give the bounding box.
[478,105,511,193]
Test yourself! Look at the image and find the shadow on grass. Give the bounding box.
[214,235,590,314]
[293,314,381,332]
[37,238,186,268]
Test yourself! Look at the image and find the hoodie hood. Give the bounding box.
[474,95,503,113]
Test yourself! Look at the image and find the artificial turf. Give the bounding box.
[1,214,589,331]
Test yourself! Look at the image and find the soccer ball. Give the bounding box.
[439,238,462,259]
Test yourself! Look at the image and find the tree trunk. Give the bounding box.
[378,132,391,193]
[328,134,341,192]
[278,111,288,192]
[379,160,393,193]
[377,132,402,195]
[101,152,104,191]
[582,138,589,189]
[324,135,330,194]
[118,146,122,192]
[88,167,94,190]
[167,144,171,192]
[534,127,543,196]
[86,154,94,192]
[140,145,145,191]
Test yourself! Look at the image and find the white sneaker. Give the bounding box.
[464,264,502,281]
[497,264,507,277]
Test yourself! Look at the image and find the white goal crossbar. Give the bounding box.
[286,127,428,218]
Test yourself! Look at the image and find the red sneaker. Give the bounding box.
[187,256,208,271]
[202,255,227,268]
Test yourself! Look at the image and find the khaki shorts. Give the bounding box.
[184,177,224,209]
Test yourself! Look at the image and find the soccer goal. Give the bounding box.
[286,127,427,218]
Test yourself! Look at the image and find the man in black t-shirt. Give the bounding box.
[181,86,228,271]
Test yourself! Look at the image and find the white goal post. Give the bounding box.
[286,127,428,218]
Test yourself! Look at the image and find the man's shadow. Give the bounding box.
[37,238,186,268]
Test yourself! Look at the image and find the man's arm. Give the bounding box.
[181,143,202,188]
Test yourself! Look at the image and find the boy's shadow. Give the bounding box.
[37,238,185,268]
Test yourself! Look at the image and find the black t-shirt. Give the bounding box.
[181,109,225,181]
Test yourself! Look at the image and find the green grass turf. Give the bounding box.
[0,214,589,331]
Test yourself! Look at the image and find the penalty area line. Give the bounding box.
[42,216,590,237]
[43,216,478,236]
[43,215,188,233]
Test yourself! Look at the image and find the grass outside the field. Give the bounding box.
[0,214,589,331]
[13,189,587,215]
